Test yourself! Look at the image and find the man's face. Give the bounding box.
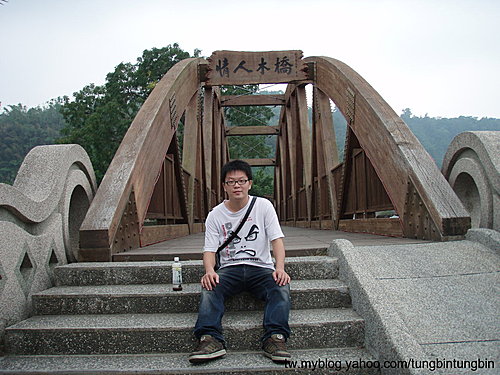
[223,170,252,201]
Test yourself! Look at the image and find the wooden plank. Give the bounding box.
[240,158,276,167]
[339,218,403,237]
[276,127,287,221]
[316,88,340,170]
[182,91,200,232]
[311,88,323,221]
[206,50,307,86]
[220,94,286,107]
[202,87,214,208]
[315,88,339,221]
[196,118,207,218]
[286,91,298,222]
[225,126,280,136]
[140,224,190,247]
[171,136,189,226]
[212,89,222,202]
[182,92,200,176]
[296,85,313,223]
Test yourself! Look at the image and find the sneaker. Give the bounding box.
[189,335,226,363]
[262,333,291,362]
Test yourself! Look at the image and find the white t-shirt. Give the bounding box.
[203,196,284,270]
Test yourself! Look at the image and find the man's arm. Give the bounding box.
[271,237,291,286]
[201,251,219,290]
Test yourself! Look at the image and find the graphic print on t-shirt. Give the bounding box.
[223,221,260,261]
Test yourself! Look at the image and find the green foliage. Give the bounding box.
[0,100,66,184]
[401,108,500,167]
[251,167,274,198]
[58,43,194,183]
[222,85,277,196]
[223,85,275,158]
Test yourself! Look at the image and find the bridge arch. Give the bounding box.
[78,51,471,261]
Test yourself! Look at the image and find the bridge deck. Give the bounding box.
[113,226,431,262]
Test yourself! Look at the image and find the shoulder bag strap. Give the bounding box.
[217,196,257,253]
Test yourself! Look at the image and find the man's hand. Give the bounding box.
[271,237,290,286]
[201,252,219,290]
[273,268,291,286]
[201,270,219,290]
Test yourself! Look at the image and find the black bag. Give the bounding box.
[214,196,257,271]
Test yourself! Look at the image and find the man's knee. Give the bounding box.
[267,282,290,303]
[277,283,291,299]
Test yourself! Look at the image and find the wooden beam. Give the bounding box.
[225,126,280,136]
[296,85,313,223]
[202,87,214,208]
[339,218,403,237]
[213,89,222,202]
[140,224,190,247]
[182,91,200,232]
[220,94,286,107]
[79,57,205,260]
[240,158,276,167]
[306,56,470,239]
[313,87,339,221]
[276,129,286,220]
[285,92,297,221]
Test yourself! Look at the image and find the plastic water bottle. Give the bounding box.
[172,257,183,291]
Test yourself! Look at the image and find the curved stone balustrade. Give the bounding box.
[0,144,96,343]
[442,131,500,231]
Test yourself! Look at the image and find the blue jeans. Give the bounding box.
[194,264,291,346]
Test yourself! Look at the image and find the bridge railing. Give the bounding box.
[77,57,228,261]
[0,145,96,341]
[275,56,471,240]
[77,51,472,262]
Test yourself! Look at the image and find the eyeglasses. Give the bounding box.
[224,179,249,186]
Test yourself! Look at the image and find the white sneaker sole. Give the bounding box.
[189,348,227,363]
[263,351,291,363]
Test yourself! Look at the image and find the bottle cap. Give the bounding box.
[174,257,180,262]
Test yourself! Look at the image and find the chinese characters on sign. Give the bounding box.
[207,51,307,85]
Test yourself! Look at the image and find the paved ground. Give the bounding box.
[115,226,499,374]
[116,227,429,261]
[331,232,500,374]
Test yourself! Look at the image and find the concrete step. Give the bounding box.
[5,309,364,355]
[0,347,380,374]
[55,256,338,286]
[112,244,330,262]
[33,279,351,315]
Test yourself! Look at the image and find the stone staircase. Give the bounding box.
[0,254,380,374]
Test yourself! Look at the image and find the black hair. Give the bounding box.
[221,160,253,183]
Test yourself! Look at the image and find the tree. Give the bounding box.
[0,100,66,184]
[58,43,197,183]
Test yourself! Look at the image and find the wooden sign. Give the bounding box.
[206,50,308,86]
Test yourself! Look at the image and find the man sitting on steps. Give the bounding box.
[189,159,291,364]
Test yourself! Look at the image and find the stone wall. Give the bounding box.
[0,144,96,350]
[442,131,500,232]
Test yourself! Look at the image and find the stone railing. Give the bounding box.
[0,144,96,347]
[442,131,499,232]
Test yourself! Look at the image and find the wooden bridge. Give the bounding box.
[78,50,471,262]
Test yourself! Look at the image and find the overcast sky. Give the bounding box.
[1,0,499,118]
